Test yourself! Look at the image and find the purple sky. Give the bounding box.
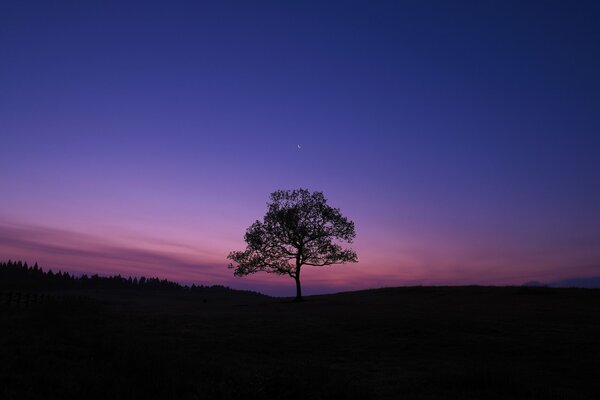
[1,1,599,295]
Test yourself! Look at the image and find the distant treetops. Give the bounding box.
[0,260,263,296]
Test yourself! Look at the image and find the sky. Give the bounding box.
[1,1,599,295]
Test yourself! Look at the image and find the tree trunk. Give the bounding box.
[294,264,302,301]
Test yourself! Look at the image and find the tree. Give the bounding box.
[227,189,357,301]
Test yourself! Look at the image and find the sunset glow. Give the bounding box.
[1,1,599,295]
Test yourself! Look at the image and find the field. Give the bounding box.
[1,286,599,399]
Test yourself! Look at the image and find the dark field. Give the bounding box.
[1,286,599,399]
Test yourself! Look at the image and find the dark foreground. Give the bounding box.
[1,286,599,399]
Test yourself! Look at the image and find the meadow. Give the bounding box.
[1,285,599,399]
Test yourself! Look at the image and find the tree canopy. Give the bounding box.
[227,189,357,300]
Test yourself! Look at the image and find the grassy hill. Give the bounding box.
[1,284,599,399]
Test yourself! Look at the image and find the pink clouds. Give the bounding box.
[1,217,599,296]
[0,221,225,283]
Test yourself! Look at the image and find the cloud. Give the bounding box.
[0,221,227,283]
[2,219,599,296]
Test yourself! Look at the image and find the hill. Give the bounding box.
[1,276,599,399]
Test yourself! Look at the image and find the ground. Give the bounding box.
[1,286,599,399]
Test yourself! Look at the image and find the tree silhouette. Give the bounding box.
[227,189,358,301]
[0,260,264,296]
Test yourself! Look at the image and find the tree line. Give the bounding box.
[0,260,263,296]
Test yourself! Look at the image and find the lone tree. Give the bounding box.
[228,189,357,301]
